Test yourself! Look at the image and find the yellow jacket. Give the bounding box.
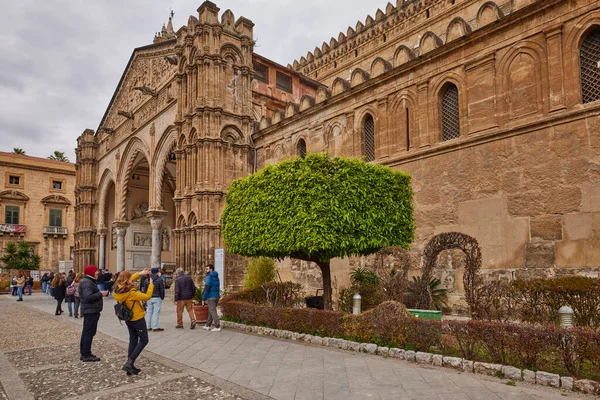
[113,273,154,322]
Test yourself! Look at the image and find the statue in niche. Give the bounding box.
[131,202,149,221]
[161,228,170,252]
[111,227,117,250]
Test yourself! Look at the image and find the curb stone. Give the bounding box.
[220,321,600,394]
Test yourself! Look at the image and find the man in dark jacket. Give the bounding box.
[141,267,165,331]
[79,265,107,362]
[174,268,197,329]
[201,264,221,331]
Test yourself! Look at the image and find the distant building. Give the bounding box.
[0,152,75,271]
[75,0,600,301]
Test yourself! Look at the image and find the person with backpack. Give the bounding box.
[73,273,82,318]
[141,267,165,332]
[65,272,76,317]
[113,268,154,375]
[41,273,49,294]
[51,273,66,315]
[79,265,107,362]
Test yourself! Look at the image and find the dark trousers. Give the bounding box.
[125,318,149,361]
[80,312,100,357]
[206,298,220,328]
[55,298,64,315]
[74,297,81,317]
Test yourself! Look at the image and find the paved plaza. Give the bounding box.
[0,293,593,400]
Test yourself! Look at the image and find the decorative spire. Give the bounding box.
[167,8,175,34]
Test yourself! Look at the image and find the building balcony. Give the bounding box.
[0,224,26,237]
[43,226,68,238]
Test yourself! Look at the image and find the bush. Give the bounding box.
[472,277,600,328]
[343,301,409,347]
[338,283,382,313]
[226,281,304,307]
[243,257,276,289]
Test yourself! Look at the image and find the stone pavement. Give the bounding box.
[6,293,595,400]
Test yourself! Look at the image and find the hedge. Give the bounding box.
[222,300,600,380]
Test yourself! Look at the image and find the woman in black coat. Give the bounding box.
[51,273,67,316]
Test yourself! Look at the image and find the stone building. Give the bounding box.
[75,0,600,298]
[0,152,75,270]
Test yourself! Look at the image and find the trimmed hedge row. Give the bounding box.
[222,300,600,380]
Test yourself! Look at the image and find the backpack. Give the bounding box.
[114,301,134,323]
[66,282,76,296]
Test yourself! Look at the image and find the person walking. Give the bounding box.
[174,268,197,329]
[47,271,54,297]
[15,273,25,301]
[113,268,154,375]
[79,265,107,362]
[201,264,221,332]
[27,275,33,295]
[142,267,165,332]
[73,273,82,318]
[11,278,17,296]
[52,273,66,315]
[41,273,49,294]
[65,273,76,317]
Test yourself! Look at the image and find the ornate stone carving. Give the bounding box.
[161,228,170,251]
[111,227,117,249]
[133,232,153,247]
[131,202,149,220]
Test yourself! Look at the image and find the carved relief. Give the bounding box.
[131,202,149,220]
[161,228,170,251]
[111,227,117,250]
[133,232,153,247]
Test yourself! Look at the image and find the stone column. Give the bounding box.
[147,210,167,271]
[113,222,129,273]
[98,228,107,270]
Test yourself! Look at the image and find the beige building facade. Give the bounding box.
[0,152,75,271]
[76,0,600,298]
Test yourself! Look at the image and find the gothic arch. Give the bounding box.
[187,211,198,227]
[446,17,472,43]
[394,45,415,67]
[420,232,482,311]
[177,214,187,229]
[476,1,503,28]
[370,57,392,78]
[221,125,244,144]
[299,95,315,111]
[315,87,331,103]
[350,68,370,87]
[117,137,151,220]
[419,31,443,55]
[389,90,418,151]
[220,43,244,64]
[332,77,351,96]
[97,168,116,228]
[430,71,468,140]
[152,127,177,209]
[188,128,197,144]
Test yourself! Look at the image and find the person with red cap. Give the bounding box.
[78,265,107,362]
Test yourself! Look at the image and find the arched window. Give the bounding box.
[581,29,600,104]
[297,139,307,158]
[363,114,375,162]
[440,83,460,141]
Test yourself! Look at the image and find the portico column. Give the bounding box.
[98,227,107,270]
[113,222,129,272]
[147,210,167,270]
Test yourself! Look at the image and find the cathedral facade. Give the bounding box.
[75,0,600,298]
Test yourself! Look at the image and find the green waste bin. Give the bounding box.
[407,309,442,320]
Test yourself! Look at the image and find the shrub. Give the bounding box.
[343,301,409,346]
[230,281,304,307]
[338,283,382,313]
[243,257,276,289]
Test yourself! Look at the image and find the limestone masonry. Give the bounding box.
[74,0,600,304]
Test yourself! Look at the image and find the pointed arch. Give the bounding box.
[332,77,351,96]
[221,125,244,144]
[97,168,116,228]
[152,127,178,210]
[370,57,392,78]
[389,90,418,152]
[177,214,187,229]
[351,68,370,87]
[446,17,472,43]
[394,45,415,67]
[419,31,443,54]
[477,1,503,28]
[221,43,244,64]
[117,137,150,220]
[316,87,331,104]
[187,211,198,227]
[299,95,315,111]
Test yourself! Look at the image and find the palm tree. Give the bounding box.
[0,241,41,270]
[48,151,69,162]
[12,148,26,155]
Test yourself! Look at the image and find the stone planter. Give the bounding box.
[193,305,208,323]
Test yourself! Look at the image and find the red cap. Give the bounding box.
[84,265,98,277]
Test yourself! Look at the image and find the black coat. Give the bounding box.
[140,273,165,300]
[174,274,196,301]
[78,275,104,315]
[53,281,66,300]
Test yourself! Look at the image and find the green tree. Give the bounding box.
[12,148,26,155]
[0,241,41,270]
[48,151,69,162]
[243,257,277,289]
[222,153,415,309]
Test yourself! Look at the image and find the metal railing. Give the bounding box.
[43,226,68,235]
[0,224,26,233]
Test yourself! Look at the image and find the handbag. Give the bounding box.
[114,301,134,324]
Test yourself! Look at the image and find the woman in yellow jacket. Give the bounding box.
[113,268,154,375]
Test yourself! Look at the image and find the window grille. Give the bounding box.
[297,139,307,158]
[5,206,19,225]
[253,62,269,84]
[364,115,375,162]
[276,71,293,93]
[581,29,600,104]
[441,84,460,141]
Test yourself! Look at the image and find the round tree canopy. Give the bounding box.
[222,153,414,263]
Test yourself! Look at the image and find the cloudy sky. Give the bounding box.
[0,0,389,162]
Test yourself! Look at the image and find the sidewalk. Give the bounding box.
[6,293,594,400]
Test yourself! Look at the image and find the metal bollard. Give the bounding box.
[558,306,574,328]
[352,293,362,315]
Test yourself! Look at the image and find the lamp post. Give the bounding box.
[352,293,362,315]
[559,306,574,328]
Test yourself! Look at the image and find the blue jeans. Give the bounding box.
[27,284,32,295]
[42,281,47,293]
[145,297,163,329]
[17,286,23,300]
[125,318,149,361]
[67,301,73,315]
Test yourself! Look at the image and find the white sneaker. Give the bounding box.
[202,325,210,330]
[211,327,221,332]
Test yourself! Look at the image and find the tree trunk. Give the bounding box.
[316,260,332,310]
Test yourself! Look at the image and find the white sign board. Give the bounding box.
[214,248,225,290]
